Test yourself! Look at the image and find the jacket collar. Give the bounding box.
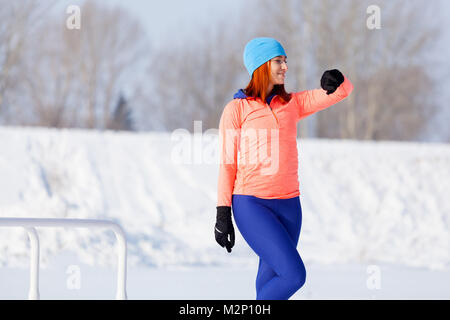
[233,89,276,105]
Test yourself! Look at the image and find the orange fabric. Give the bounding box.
[217,75,354,207]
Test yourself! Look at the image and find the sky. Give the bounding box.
[111,0,245,48]
[56,0,245,48]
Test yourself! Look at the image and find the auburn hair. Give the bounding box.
[244,60,291,104]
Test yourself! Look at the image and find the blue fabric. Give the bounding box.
[233,89,276,105]
[232,195,306,300]
[244,37,287,76]
[233,89,247,99]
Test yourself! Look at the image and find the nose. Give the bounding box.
[281,61,288,71]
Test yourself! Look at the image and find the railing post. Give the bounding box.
[112,224,127,300]
[25,227,40,300]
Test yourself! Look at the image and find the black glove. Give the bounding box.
[321,69,344,95]
[215,206,235,253]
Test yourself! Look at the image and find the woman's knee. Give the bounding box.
[287,261,306,290]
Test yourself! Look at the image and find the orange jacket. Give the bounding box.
[217,75,354,207]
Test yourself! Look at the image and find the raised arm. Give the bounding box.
[293,70,354,121]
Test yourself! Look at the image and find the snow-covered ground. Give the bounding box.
[2,255,450,299]
[0,126,449,299]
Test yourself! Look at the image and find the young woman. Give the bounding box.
[214,37,354,300]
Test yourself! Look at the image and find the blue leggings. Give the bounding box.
[232,195,306,300]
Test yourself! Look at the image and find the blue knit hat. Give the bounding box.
[243,37,287,76]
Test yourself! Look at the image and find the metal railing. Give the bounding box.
[0,218,127,300]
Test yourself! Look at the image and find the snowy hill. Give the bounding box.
[0,126,449,271]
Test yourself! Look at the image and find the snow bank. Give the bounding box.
[0,126,448,270]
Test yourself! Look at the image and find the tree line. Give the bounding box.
[0,0,446,142]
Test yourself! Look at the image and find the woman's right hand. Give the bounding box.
[215,206,235,253]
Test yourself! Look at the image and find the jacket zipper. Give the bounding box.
[267,103,279,127]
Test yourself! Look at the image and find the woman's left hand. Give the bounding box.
[215,206,235,253]
[320,69,344,95]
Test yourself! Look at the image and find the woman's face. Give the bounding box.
[270,55,288,85]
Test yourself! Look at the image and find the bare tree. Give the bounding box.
[361,64,435,141]
[141,14,253,132]
[0,0,56,123]
[107,93,134,131]
[252,0,442,141]
[19,1,149,129]
[310,0,441,141]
